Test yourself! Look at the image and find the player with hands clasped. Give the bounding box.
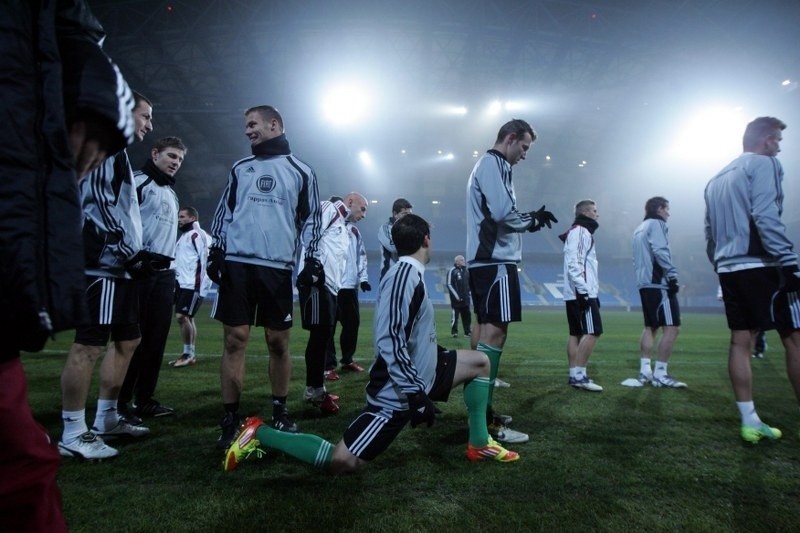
[560,200,603,392]
[466,118,557,444]
[629,196,687,389]
[705,116,800,443]
[222,214,519,474]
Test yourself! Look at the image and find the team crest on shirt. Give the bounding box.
[257,175,276,193]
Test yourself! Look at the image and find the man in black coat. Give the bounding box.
[0,2,134,530]
[447,255,472,337]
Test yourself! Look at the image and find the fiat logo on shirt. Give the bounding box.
[257,176,276,193]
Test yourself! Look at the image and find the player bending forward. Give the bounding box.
[223,214,519,473]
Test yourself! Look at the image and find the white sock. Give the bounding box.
[575,366,586,379]
[737,401,761,427]
[92,399,120,432]
[184,344,195,357]
[569,367,578,378]
[640,358,652,375]
[62,409,87,443]
[654,362,668,378]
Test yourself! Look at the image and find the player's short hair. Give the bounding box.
[743,116,786,150]
[153,136,187,154]
[245,105,284,130]
[574,199,595,217]
[133,91,152,110]
[495,119,537,144]
[392,213,430,257]
[644,196,668,220]
[391,197,413,215]
[180,206,199,219]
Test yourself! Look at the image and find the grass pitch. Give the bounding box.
[23,308,800,532]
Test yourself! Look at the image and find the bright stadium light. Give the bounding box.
[444,105,468,116]
[322,82,373,126]
[668,105,748,164]
[358,150,373,167]
[487,100,502,115]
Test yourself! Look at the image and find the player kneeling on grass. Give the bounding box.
[223,214,519,472]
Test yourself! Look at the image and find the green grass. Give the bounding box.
[24,308,800,532]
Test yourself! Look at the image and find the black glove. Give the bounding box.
[407,391,436,428]
[528,205,558,232]
[297,258,325,289]
[124,250,154,280]
[206,248,226,284]
[780,265,800,292]
[576,292,590,311]
[360,281,372,292]
[667,278,679,295]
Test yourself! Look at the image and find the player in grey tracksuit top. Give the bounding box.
[632,215,678,290]
[119,141,184,416]
[367,255,437,411]
[210,141,321,269]
[466,150,535,266]
[704,115,800,443]
[79,151,144,279]
[705,153,795,273]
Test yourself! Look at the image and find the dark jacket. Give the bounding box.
[446,265,470,308]
[0,1,133,359]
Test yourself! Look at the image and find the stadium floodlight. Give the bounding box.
[358,150,373,167]
[445,105,468,116]
[668,105,747,164]
[487,100,502,115]
[782,79,791,86]
[322,82,372,126]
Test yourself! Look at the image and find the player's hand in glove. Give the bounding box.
[528,205,558,232]
[297,258,326,289]
[576,291,590,311]
[124,250,155,280]
[667,278,679,295]
[206,248,226,284]
[780,265,800,292]
[407,390,436,428]
[360,281,372,292]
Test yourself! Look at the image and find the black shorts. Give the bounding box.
[74,276,140,346]
[468,264,521,324]
[342,349,457,461]
[639,288,681,328]
[565,299,603,336]
[211,261,293,330]
[298,286,337,329]
[719,268,778,331]
[175,288,203,317]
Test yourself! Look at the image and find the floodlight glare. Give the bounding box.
[358,150,373,167]
[668,105,747,164]
[322,83,372,125]
[487,100,502,115]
